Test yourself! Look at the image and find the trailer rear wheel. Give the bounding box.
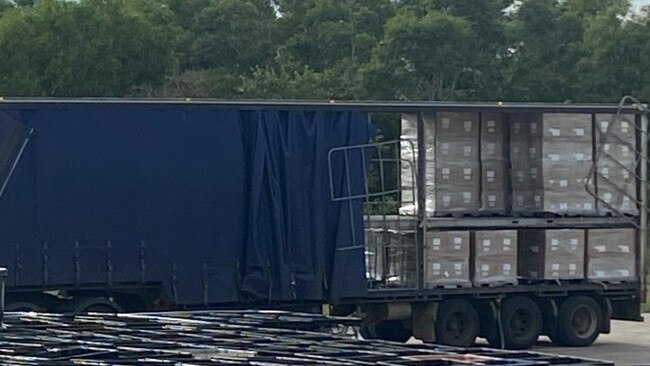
[360,320,411,343]
[552,296,601,347]
[5,302,44,312]
[435,299,479,347]
[74,297,122,314]
[487,296,542,350]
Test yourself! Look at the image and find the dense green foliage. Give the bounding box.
[0,0,648,103]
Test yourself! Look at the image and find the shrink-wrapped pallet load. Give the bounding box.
[510,113,596,215]
[399,113,435,215]
[594,113,639,215]
[518,229,585,280]
[424,231,471,288]
[434,112,480,214]
[480,113,508,213]
[473,230,518,286]
[587,228,637,281]
[364,229,417,288]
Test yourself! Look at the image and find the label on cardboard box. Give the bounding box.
[574,128,585,136]
[464,121,472,132]
[595,245,607,253]
[549,128,561,136]
[442,118,450,129]
[600,121,609,131]
[486,170,495,182]
[619,245,630,253]
[463,146,472,156]
[619,269,630,277]
[621,121,629,133]
[488,195,497,207]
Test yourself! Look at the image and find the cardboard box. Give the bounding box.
[595,113,637,144]
[436,138,479,162]
[510,113,543,139]
[541,113,592,141]
[474,230,518,285]
[510,113,596,215]
[596,164,637,214]
[436,112,479,138]
[435,185,480,212]
[435,164,479,185]
[587,228,637,281]
[518,229,585,280]
[481,113,507,159]
[482,161,507,191]
[594,114,639,215]
[482,190,508,211]
[512,191,543,212]
[425,231,471,287]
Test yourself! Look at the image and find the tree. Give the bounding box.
[188,0,276,72]
[499,0,585,102]
[275,0,394,70]
[0,0,179,96]
[363,8,474,100]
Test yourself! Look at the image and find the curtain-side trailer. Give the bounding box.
[0,98,646,350]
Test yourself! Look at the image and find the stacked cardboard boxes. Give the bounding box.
[594,114,638,215]
[480,113,508,213]
[518,229,585,280]
[424,231,471,288]
[587,228,637,281]
[474,230,518,285]
[364,229,417,288]
[511,113,596,215]
[434,112,480,213]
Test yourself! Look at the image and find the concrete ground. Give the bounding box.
[530,316,650,366]
[406,315,650,365]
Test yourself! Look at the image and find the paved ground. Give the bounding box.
[407,315,650,365]
[530,316,650,366]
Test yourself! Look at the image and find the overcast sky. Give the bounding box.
[632,0,650,11]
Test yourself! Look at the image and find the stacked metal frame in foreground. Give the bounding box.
[0,310,612,365]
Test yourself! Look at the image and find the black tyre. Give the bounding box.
[360,320,411,343]
[74,297,122,314]
[486,296,542,350]
[552,296,602,347]
[5,301,44,312]
[435,299,479,347]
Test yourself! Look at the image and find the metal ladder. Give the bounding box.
[585,96,649,226]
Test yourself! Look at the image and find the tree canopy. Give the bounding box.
[0,0,648,102]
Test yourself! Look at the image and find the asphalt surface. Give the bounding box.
[406,315,650,365]
[530,316,650,366]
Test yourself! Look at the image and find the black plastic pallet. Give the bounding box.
[0,311,615,366]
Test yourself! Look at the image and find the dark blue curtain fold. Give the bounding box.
[0,105,369,305]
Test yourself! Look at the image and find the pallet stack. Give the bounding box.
[390,111,640,289]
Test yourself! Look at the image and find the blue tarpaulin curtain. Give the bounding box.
[0,105,370,305]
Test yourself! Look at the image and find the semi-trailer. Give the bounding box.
[0,98,646,349]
